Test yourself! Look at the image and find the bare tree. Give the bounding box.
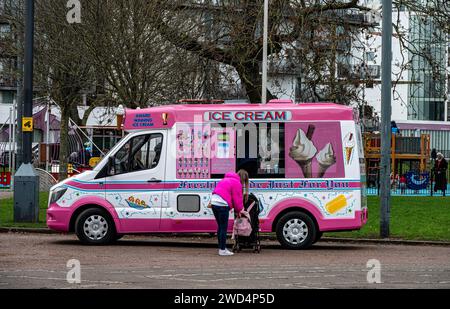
[33,0,98,179]
[149,0,376,103]
[30,0,211,178]
[2,0,448,180]
[148,0,448,110]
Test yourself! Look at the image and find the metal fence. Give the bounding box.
[367,169,449,196]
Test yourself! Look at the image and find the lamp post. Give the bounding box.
[261,0,269,104]
[380,0,392,238]
[14,0,39,223]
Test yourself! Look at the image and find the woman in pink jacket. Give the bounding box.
[210,170,249,256]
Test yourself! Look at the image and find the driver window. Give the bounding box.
[110,133,163,175]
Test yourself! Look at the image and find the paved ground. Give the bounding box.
[0,233,449,289]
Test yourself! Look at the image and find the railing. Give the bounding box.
[364,133,430,157]
[0,77,17,88]
[394,136,421,154]
[365,134,423,154]
[366,169,449,196]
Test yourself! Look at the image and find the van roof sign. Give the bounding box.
[204,110,292,122]
[123,102,354,131]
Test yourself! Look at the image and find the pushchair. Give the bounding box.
[232,193,261,253]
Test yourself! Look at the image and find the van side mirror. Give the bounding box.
[108,156,115,176]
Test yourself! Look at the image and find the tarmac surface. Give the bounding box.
[0,233,449,289]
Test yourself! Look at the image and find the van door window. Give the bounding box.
[110,134,163,175]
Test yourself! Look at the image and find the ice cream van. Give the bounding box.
[47,100,368,249]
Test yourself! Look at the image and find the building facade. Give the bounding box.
[0,0,17,106]
[361,1,449,122]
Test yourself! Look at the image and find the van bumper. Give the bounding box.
[317,209,368,232]
[47,204,71,232]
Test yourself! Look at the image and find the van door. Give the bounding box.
[104,131,166,232]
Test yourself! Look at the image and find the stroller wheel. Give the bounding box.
[253,244,261,253]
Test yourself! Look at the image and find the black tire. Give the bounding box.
[75,208,116,245]
[313,231,323,244]
[276,211,316,250]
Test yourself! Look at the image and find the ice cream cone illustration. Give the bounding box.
[316,143,336,178]
[325,194,353,214]
[289,128,317,178]
[344,133,355,165]
[345,147,353,164]
[162,112,169,125]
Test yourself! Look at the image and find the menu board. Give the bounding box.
[176,123,211,179]
[210,127,236,174]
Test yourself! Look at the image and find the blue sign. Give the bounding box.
[406,172,429,190]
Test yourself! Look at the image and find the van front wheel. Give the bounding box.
[276,211,316,249]
[75,208,116,245]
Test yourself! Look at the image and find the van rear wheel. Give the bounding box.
[75,208,116,245]
[115,234,124,241]
[313,231,323,244]
[276,211,316,250]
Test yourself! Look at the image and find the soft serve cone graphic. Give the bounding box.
[344,133,355,165]
[289,128,317,178]
[316,143,336,178]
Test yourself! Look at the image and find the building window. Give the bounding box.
[0,91,14,104]
[408,14,446,121]
[92,129,121,157]
[0,23,11,38]
[366,51,376,62]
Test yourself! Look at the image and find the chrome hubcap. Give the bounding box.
[84,215,108,241]
[283,218,308,245]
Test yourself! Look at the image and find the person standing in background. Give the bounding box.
[434,153,448,196]
[399,174,407,194]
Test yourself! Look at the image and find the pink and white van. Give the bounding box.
[47,100,368,249]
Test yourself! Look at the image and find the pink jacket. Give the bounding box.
[212,173,244,213]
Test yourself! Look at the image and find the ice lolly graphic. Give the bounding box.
[325,195,352,214]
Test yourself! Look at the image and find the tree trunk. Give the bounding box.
[237,64,276,103]
[59,104,70,181]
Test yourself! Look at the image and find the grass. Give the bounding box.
[0,192,49,228]
[1,193,449,241]
[327,196,450,241]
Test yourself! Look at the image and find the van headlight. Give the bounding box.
[50,187,68,204]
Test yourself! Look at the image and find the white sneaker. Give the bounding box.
[225,249,235,255]
[219,249,234,256]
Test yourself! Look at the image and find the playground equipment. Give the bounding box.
[364,132,431,189]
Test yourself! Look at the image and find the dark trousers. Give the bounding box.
[212,205,230,250]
